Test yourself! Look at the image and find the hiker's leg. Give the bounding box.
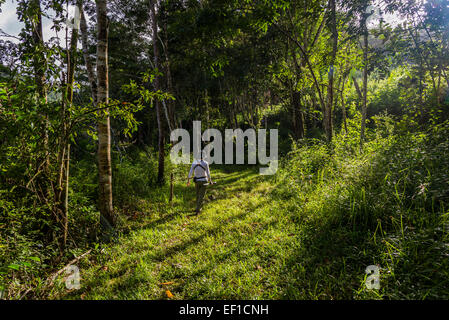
[195,182,200,211]
[196,182,207,213]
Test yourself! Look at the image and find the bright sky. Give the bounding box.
[0,0,79,43]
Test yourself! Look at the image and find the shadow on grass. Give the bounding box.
[75,199,267,299]
[172,220,282,299]
[276,134,449,299]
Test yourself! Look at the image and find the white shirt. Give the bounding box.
[188,159,211,182]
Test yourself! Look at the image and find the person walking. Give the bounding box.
[187,157,213,214]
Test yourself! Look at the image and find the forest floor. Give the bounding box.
[51,166,308,299]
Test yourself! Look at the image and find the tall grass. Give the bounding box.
[274,116,449,299]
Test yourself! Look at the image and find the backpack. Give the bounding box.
[193,162,207,182]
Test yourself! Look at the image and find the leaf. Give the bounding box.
[28,257,40,262]
[8,264,20,271]
[160,281,174,286]
[165,290,174,299]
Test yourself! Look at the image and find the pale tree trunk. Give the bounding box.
[150,0,165,185]
[96,0,114,227]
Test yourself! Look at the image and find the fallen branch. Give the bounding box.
[45,249,92,289]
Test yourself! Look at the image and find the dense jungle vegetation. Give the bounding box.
[0,0,448,300]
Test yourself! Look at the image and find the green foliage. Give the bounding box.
[2,0,449,301]
[112,150,159,210]
[273,117,449,299]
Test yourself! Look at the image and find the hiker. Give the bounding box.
[187,157,213,214]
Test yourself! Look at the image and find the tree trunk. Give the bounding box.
[57,0,81,247]
[33,0,49,159]
[31,0,46,101]
[353,75,363,100]
[288,37,305,140]
[163,20,176,129]
[169,172,174,204]
[361,23,369,150]
[291,90,305,139]
[150,0,165,185]
[30,0,50,192]
[96,0,114,227]
[275,20,327,130]
[340,75,348,135]
[62,144,70,245]
[80,5,97,103]
[360,22,368,149]
[325,0,338,143]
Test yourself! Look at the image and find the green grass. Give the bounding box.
[51,166,304,299]
[47,122,449,300]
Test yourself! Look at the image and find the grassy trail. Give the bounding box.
[55,166,303,300]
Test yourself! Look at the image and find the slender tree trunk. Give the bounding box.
[361,23,369,150]
[233,99,238,128]
[150,0,165,185]
[57,1,81,247]
[353,75,363,100]
[96,0,114,226]
[169,172,174,204]
[32,0,49,160]
[288,38,305,140]
[163,20,176,129]
[205,89,210,127]
[274,20,327,128]
[63,144,70,245]
[31,0,46,101]
[291,87,298,138]
[30,0,50,193]
[419,20,449,90]
[340,74,348,135]
[409,25,438,98]
[324,0,338,143]
[80,5,97,103]
[291,90,305,139]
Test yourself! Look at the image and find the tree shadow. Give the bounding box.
[275,135,449,299]
[173,220,281,299]
[80,201,267,299]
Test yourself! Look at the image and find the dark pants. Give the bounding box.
[195,181,208,213]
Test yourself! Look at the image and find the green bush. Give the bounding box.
[112,150,159,210]
[274,117,449,299]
